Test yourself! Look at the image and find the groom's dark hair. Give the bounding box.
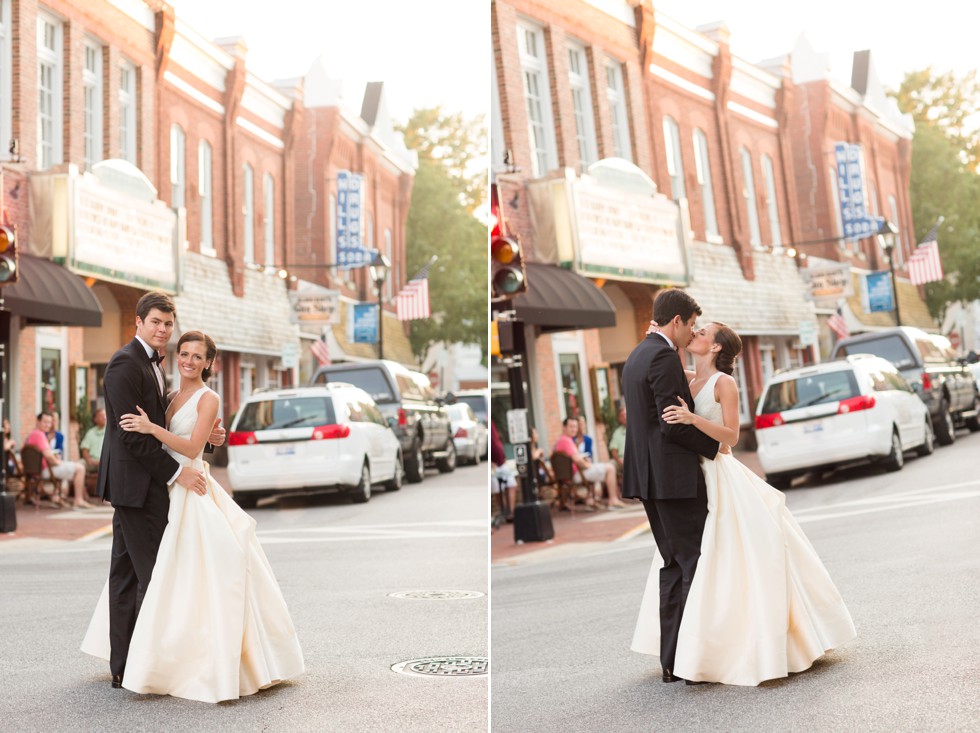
[136,292,176,322]
[653,288,701,325]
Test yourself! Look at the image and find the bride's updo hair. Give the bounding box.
[711,322,742,376]
[177,330,218,381]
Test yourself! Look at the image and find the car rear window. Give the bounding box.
[836,335,918,370]
[457,395,487,422]
[762,370,860,413]
[315,368,395,403]
[237,396,336,431]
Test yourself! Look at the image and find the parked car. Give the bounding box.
[452,389,490,427]
[755,355,934,490]
[968,361,980,392]
[310,360,455,483]
[226,385,403,507]
[829,326,980,445]
[445,402,488,465]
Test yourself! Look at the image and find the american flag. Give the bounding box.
[828,307,850,340]
[907,218,945,286]
[395,256,436,321]
[310,337,331,366]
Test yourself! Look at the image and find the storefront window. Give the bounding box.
[40,348,62,416]
[559,353,585,420]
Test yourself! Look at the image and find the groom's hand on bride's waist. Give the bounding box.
[177,466,208,495]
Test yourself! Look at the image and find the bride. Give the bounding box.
[631,321,856,686]
[82,330,304,703]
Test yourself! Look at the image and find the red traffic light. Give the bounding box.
[0,225,17,285]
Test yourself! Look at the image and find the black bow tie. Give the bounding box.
[150,352,165,365]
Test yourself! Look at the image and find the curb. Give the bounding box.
[614,521,651,542]
[77,524,113,542]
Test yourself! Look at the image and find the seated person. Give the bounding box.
[575,415,594,459]
[490,423,517,522]
[553,417,626,509]
[608,405,627,479]
[80,408,107,475]
[4,417,23,479]
[530,427,555,488]
[24,411,93,509]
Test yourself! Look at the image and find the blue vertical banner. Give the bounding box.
[352,303,379,343]
[861,271,894,314]
[336,170,371,269]
[834,143,880,241]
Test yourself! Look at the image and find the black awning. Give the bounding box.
[1,255,103,327]
[512,262,616,333]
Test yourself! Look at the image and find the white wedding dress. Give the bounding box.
[81,386,305,703]
[631,372,856,685]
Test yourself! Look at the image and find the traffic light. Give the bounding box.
[490,184,527,300]
[0,225,16,285]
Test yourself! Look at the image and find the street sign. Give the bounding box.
[281,342,299,370]
[506,408,529,445]
[288,289,340,325]
[513,443,528,465]
[798,320,817,347]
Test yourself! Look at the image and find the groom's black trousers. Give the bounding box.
[641,473,708,674]
[108,486,170,678]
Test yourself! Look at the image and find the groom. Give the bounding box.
[97,292,224,688]
[621,288,720,683]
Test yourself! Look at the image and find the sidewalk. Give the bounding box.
[491,450,764,566]
[0,465,235,546]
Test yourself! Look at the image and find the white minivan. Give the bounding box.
[755,355,934,489]
[226,384,403,507]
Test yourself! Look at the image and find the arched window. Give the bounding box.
[739,147,761,246]
[170,124,185,209]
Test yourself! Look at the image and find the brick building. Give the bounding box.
[0,0,416,460]
[491,0,928,457]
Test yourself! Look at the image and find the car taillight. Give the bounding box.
[397,408,408,427]
[454,427,468,439]
[229,431,257,446]
[755,413,784,429]
[312,424,350,440]
[921,372,932,390]
[837,395,876,414]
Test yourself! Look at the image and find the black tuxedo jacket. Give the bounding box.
[621,334,720,501]
[97,338,180,508]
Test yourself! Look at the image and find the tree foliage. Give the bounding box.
[398,108,489,361]
[893,69,980,319]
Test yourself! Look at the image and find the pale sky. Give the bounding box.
[173,0,489,125]
[654,0,980,92]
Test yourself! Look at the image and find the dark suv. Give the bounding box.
[310,360,455,482]
[829,326,980,445]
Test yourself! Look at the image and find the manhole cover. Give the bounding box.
[391,656,488,677]
[388,590,485,600]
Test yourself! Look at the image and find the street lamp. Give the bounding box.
[370,252,390,360]
[877,219,901,327]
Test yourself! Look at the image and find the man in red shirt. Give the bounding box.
[24,411,92,508]
[553,417,625,508]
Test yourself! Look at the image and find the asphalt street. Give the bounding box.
[0,461,489,732]
[491,429,980,732]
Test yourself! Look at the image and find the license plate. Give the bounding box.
[275,445,297,456]
[803,422,824,433]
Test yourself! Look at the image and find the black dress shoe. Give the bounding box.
[111,674,123,689]
[685,679,706,686]
[662,669,682,683]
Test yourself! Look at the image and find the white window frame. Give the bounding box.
[0,0,10,160]
[243,163,254,264]
[198,140,214,255]
[37,12,63,171]
[567,42,597,168]
[662,116,685,201]
[83,40,103,168]
[740,147,761,247]
[888,195,904,266]
[170,124,185,209]
[264,172,275,265]
[693,128,719,239]
[606,59,632,162]
[119,59,136,164]
[517,21,558,177]
[761,153,782,249]
[384,228,393,301]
